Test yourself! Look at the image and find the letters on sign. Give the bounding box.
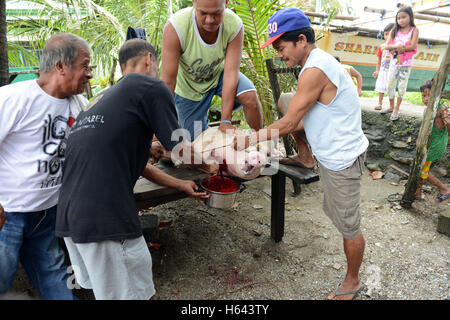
[333,41,440,62]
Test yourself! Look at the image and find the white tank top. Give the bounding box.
[300,48,369,171]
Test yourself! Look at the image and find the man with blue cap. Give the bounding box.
[235,8,369,300]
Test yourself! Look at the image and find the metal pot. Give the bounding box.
[200,178,246,209]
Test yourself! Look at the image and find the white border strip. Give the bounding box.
[236,88,257,96]
[168,19,184,51]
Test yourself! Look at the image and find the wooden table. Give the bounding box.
[134,161,319,242]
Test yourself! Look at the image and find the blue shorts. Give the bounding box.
[174,71,256,141]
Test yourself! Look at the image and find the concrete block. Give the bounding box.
[437,210,450,237]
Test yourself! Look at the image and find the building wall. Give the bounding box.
[316,29,446,91]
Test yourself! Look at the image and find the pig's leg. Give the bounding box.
[149,140,172,163]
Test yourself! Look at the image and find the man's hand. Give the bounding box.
[177,180,210,204]
[0,204,5,231]
[218,121,237,135]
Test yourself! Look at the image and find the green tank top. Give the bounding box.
[427,104,448,162]
[169,7,242,101]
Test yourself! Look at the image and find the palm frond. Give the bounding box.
[229,0,289,125]
[7,0,171,80]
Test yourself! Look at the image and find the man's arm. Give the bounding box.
[219,27,244,132]
[161,22,181,94]
[141,163,209,203]
[0,203,5,231]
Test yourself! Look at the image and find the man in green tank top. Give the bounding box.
[161,0,263,140]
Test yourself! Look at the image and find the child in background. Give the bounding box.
[373,23,395,110]
[334,56,363,96]
[414,80,450,202]
[381,6,419,121]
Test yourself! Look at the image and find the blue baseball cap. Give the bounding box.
[260,8,311,49]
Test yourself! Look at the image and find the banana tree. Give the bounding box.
[7,0,169,82]
[1,0,8,86]
[228,0,289,125]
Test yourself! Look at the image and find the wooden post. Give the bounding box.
[271,172,286,242]
[401,41,450,209]
[265,58,302,195]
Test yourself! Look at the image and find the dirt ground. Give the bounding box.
[8,168,449,300]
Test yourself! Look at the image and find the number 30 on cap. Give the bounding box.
[268,22,278,34]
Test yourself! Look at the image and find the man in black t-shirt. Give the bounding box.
[56,39,208,300]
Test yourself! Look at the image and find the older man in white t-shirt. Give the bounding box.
[0,33,92,299]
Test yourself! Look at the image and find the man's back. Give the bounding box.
[56,73,180,243]
[299,48,369,171]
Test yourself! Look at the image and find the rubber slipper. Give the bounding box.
[332,283,364,299]
[390,113,399,121]
[415,196,425,201]
[435,193,450,202]
[279,155,315,169]
[380,109,393,114]
[374,105,382,110]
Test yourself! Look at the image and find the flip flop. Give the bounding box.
[279,155,315,169]
[333,283,364,300]
[380,109,393,114]
[390,113,399,121]
[415,196,425,201]
[435,193,450,202]
[374,105,382,110]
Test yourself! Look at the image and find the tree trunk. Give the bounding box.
[401,42,450,208]
[0,0,9,87]
[108,58,117,86]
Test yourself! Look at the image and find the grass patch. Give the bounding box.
[361,90,423,105]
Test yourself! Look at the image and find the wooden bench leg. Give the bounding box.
[271,172,286,242]
[292,180,301,195]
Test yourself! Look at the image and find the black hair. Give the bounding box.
[278,27,316,45]
[118,38,158,67]
[334,56,341,62]
[420,79,433,92]
[384,23,395,33]
[391,6,415,40]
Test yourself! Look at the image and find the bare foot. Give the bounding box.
[288,154,315,169]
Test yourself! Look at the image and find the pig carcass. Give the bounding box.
[183,127,279,180]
